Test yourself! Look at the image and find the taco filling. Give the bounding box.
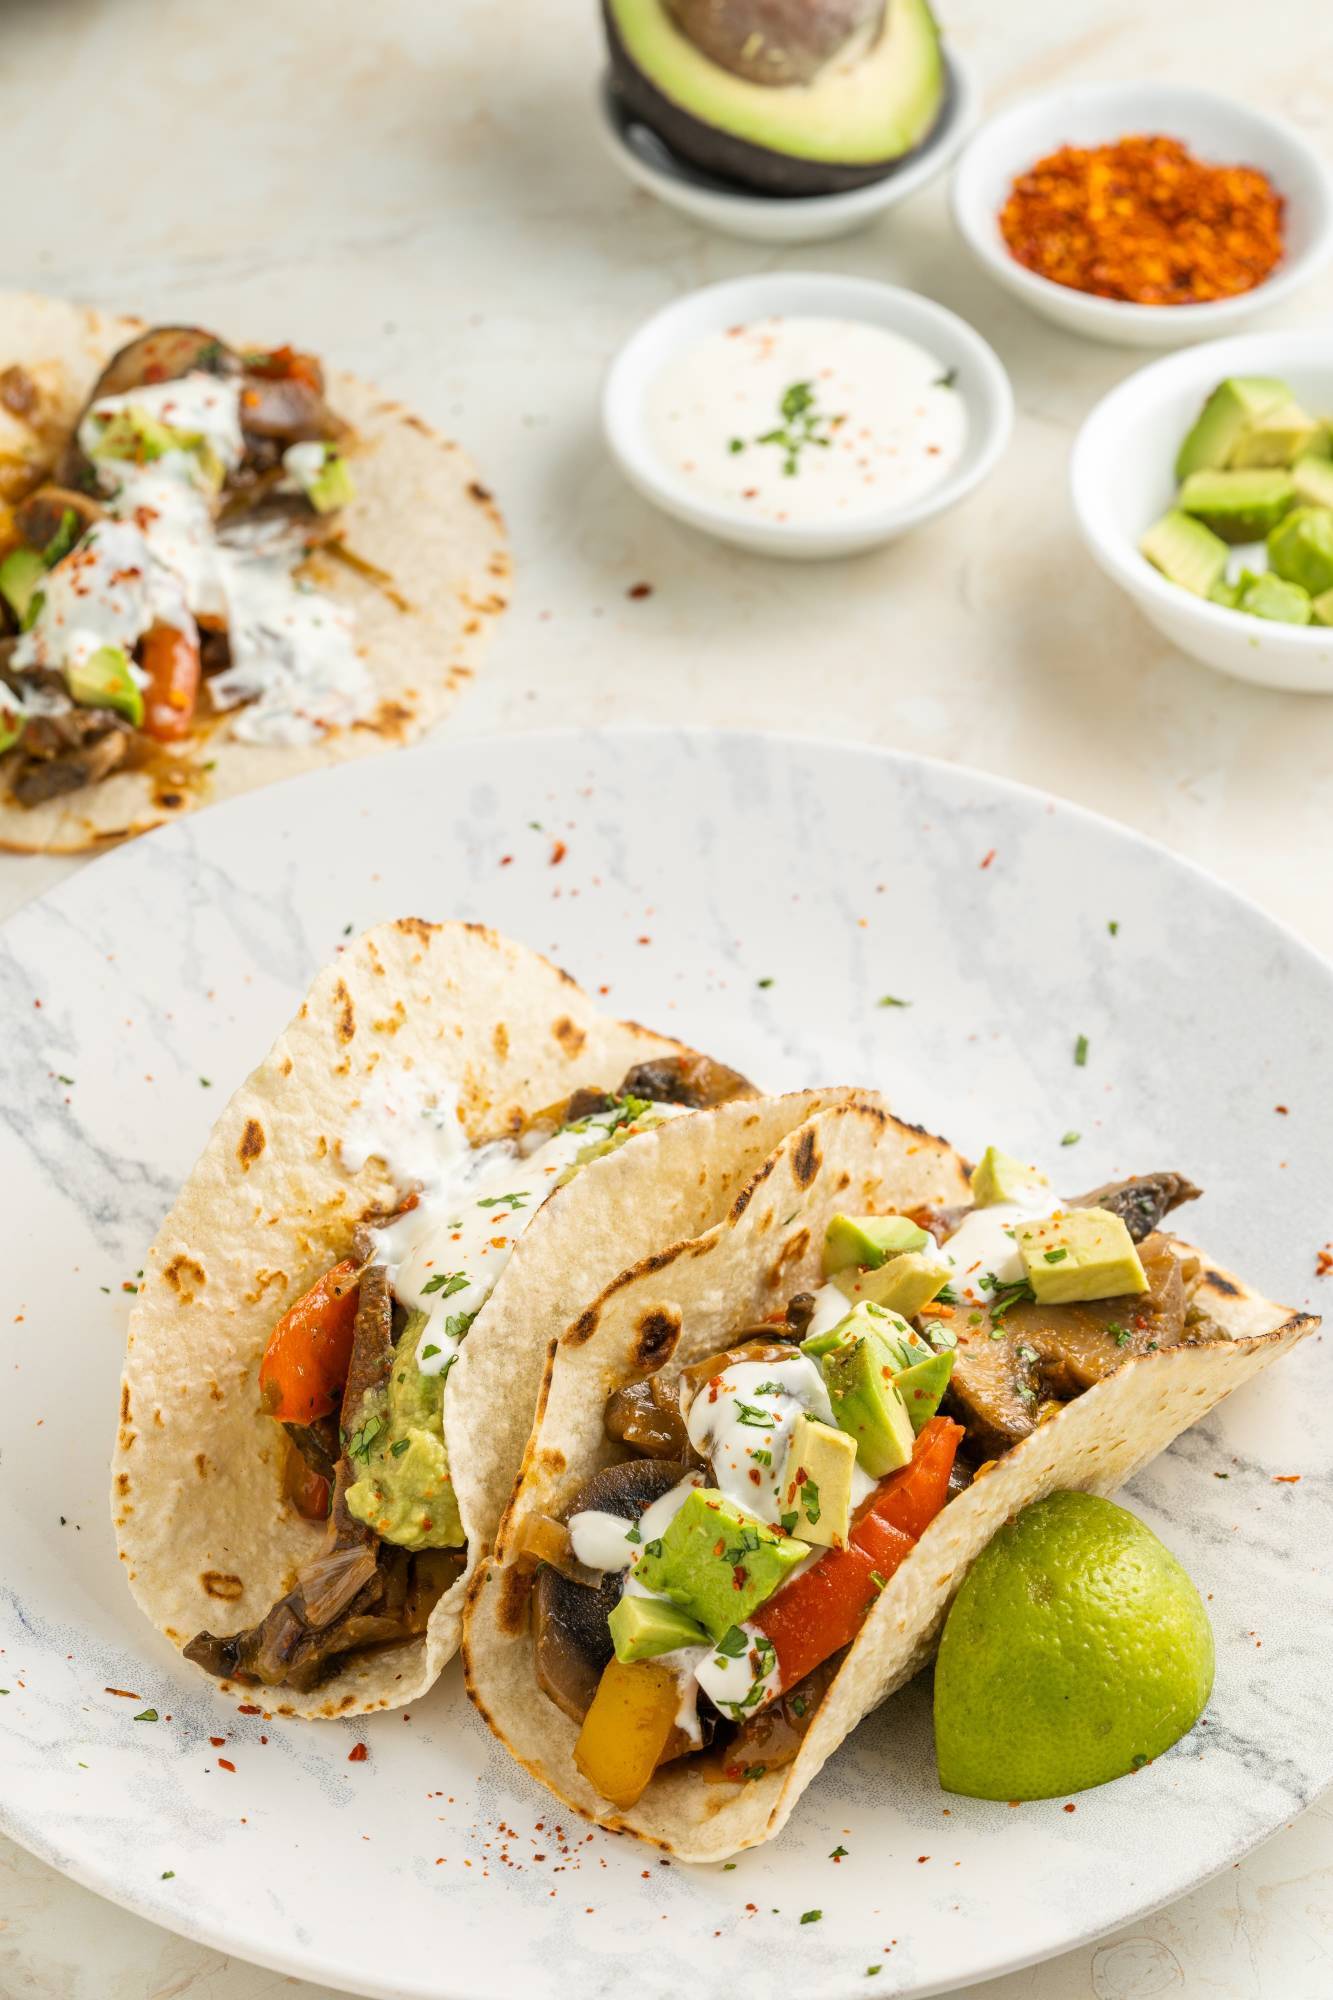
[0,325,369,804]
[520,1146,1222,1811]
[183,1050,751,1694]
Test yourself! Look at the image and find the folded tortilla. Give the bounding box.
[0,292,509,853]
[113,918,845,1717]
[462,1095,1315,1861]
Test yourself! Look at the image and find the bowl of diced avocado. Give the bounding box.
[1071,334,1333,692]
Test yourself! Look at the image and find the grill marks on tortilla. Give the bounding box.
[634,1306,681,1371]
[201,1570,245,1602]
[239,1119,266,1168]
[793,1127,820,1188]
[333,980,356,1044]
[553,1016,586,1058]
[162,1254,206,1304]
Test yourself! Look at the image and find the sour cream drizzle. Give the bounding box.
[342,1067,685,1379]
[685,1354,875,1529]
[939,1190,1056,1302]
[17,370,374,747]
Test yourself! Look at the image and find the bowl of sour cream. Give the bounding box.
[603,272,1012,559]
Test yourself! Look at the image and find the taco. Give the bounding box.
[462,1107,1315,1860]
[0,295,508,852]
[112,919,849,1718]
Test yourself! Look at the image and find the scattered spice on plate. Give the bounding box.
[999,135,1284,305]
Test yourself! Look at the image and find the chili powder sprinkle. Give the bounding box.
[998,134,1284,305]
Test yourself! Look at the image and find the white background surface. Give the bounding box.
[1,0,1330,1994]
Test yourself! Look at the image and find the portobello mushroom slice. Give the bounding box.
[944,1234,1199,1459]
[605,1335,799,1459]
[533,1457,691,1724]
[922,1169,1202,1248]
[617,1049,753,1108]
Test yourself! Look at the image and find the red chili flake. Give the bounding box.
[627,582,653,600]
[237,1703,262,1715]
[1273,1474,1301,1484]
[979,849,996,870]
[348,1742,369,1762]
[218,1757,236,1772]
[637,935,652,946]
[209,1736,226,1747]
[917,1855,930,1863]
[1063,1802,1076,1813]
[499,854,513,867]
[104,1687,140,1699]
[550,840,567,866]
[1316,1245,1333,1278]
[1275,1105,1289,1115]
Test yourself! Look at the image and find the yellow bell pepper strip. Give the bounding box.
[573,1657,681,1809]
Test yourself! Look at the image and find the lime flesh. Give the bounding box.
[933,1490,1214,1801]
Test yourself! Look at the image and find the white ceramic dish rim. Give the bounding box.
[952,80,1333,333]
[1,724,1331,2000]
[603,273,1013,552]
[1070,330,1333,650]
[597,48,977,224]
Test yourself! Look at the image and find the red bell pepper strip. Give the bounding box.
[258,1260,361,1424]
[751,1416,963,1693]
[140,622,201,743]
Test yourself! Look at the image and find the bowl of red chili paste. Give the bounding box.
[951,81,1332,347]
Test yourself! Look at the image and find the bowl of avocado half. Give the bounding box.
[598,0,976,243]
[1071,333,1333,693]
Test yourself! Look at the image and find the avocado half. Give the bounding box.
[603,0,947,198]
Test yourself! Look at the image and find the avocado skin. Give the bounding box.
[603,0,951,198]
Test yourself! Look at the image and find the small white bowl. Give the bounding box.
[603,271,1013,560]
[952,82,1333,347]
[1071,331,1333,692]
[597,52,976,246]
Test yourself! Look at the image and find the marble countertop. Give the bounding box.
[1,0,1330,1993]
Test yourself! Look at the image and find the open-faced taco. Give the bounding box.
[113,920,849,1718]
[0,295,508,851]
[462,1104,1315,1860]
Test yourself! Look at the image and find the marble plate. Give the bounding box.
[1,729,1329,2000]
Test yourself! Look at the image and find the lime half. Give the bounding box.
[933,1489,1214,1800]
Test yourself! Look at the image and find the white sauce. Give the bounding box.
[567,1509,641,1572]
[19,368,374,746]
[940,1192,1056,1303]
[804,1281,855,1344]
[685,1354,875,1528]
[694,1622,782,1719]
[13,517,192,679]
[645,316,967,527]
[344,1069,686,1378]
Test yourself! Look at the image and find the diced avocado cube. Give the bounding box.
[0,546,47,627]
[803,1298,917,1363]
[822,1211,929,1276]
[1292,456,1333,512]
[607,1595,709,1663]
[1237,572,1312,624]
[633,1488,809,1643]
[783,1412,856,1549]
[1017,1207,1148,1305]
[1140,511,1228,598]
[821,1327,916,1477]
[969,1145,1050,1209]
[308,450,356,515]
[66,644,144,727]
[1208,577,1241,610]
[833,1249,950,1319]
[1174,376,1290,482]
[1229,401,1320,470]
[1177,468,1295,543]
[892,1348,955,1432]
[1267,507,1333,597]
[90,405,180,465]
[1311,586,1333,627]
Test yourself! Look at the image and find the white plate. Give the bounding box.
[952,82,1333,347]
[1071,332,1333,692]
[597,54,976,245]
[1,729,1329,2000]
[603,273,1012,559]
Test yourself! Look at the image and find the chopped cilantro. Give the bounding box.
[421,1344,441,1360]
[716,1625,749,1659]
[161,1869,175,1879]
[624,1524,642,1544]
[1043,1248,1069,1264]
[1060,1130,1080,1146]
[877,994,910,1009]
[443,1309,477,1341]
[421,1272,469,1297]
[869,1570,888,1593]
[752,1381,786,1397]
[780,1510,799,1535]
[643,1538,664,1559]
[57,1074,74,1086]
[390,1438,411,1458]
[801,1477,822,1526]
[1108,920,1119,936]
[801,1909,823,1925]
[347,1414,385,1464]
[199,1077,212,1089]
[735,1400,777,1429]
[936,1283,958,1305]
[1074,1034,1089,1067]
[1131,1752,1149,1769]
[756,976,775,989]
[1109,1322,1132,1349]
[477,1192,528,1211]
[133,1707,158,1722]
[830,1844,848,1860]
